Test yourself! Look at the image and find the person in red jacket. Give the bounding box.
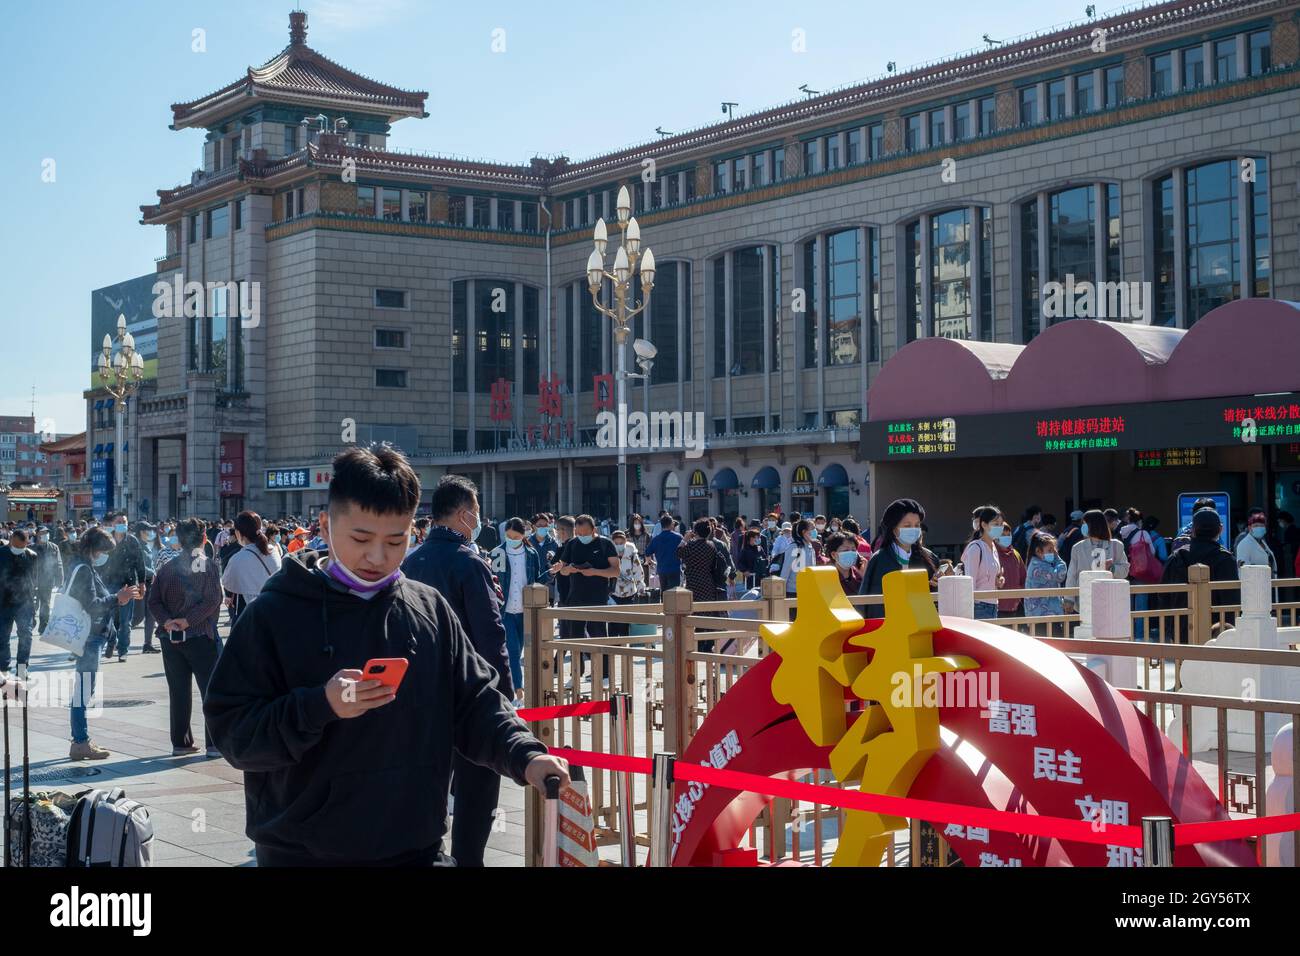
[995,527,1026,617]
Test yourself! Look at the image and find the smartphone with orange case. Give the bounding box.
[361,658,409,692]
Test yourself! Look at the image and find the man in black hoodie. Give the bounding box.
[1159,507,1239,644]
[204,445,567,866]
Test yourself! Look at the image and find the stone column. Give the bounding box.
[186,373,219,518]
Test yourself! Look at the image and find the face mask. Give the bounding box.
[634,523,642,532]
[114,523,128,534]
[506,538,524,551]
[324,527,402,594]
[897,527,922,546]
[38,534,48,542]
[272,535,280,543]
[9,546,24,556]
[809,529,819,541]
[986,523,1004,539]
[1251,526,1267,539]
[535,527,549,538]
[465,512,481,542]
[144,531,155,541]
[767,520,776,529]
[836,551,858,569]
[93,553,110,567]
[577,534,594,545]
[815,523,826,532]
[998,534,1012,548]
[1081,523,1090,537]
[69,533,78,542]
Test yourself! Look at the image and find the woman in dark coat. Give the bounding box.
[858,498,947,618]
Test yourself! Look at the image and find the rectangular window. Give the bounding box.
[1249,30,1271,75]
[802,240,819,368]
[978,96,997,135]
[666,173,681,204]
[594,191,606,221]
[188,215,198,244]
[803,139,820,174]
[452,281,467,391]
[209,286,228,376]
[374,329,408,349]
[356,185,375,217]
[685,173,696,203]
[1251,156,1270,298]
[932,208,973,340]
[905,221,922,342]
[472,197,490,228]
[824,134,841,170]
[284,124,297,154]
[1046,79,1067,119]
[382,188,401,221]
[752,152,768,187]
[929,109,946,147]
[520,202,538,232]
[1106,183,1122,282]
[868,228,880,362]
[772,146,785,180]
[1022,199,1040,340]
[448,195,466,226]
[733,156,748,190]
[1019,86,1038,125]
[825,229,861,366]
[733,416,764,434]
[953,103,971,141]
[730,247,767,374]
[829,409,860,429]
[650,177,663,208]
[375,369,407,389]
[1105,65,1126,107]
[1074,72,1095,114]
[869,123,884,159]
[712,259,726,377]
[498,200,514,231]
[904,114,923,151]
[206,205,229,239]
[1153,176,1176,327]
[714,160,730,193]
[408,191,427,223]
[234,198,243,230]
[846,128,863,164]
[1182,45,1205,89]
[1214,38,1237,82]
[1151,52,1173,96]
[523,286,539,390]
[374,289,407,309]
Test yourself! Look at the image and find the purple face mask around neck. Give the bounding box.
[325,529,402,593]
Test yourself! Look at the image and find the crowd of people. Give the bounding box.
[2,452,1299,865]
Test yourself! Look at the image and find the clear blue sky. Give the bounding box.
[1,0,1107,435]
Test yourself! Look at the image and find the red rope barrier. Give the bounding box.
[548,747,1300,850]
[516,700,614,722]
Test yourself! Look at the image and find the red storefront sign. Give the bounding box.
[219,436,245,497]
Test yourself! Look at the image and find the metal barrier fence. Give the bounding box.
[521,572,1300,867]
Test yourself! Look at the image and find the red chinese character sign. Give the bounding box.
[489,378,513,423]
[670,568,1255,867]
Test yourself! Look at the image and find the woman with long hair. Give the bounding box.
[219,511,281,622]
[960,505,1007,620]
[858,498,947,618]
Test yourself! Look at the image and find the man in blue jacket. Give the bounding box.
[402,474,515,867]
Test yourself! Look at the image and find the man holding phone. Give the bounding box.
[205,446,568,867]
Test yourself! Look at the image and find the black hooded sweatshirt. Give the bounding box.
[203,554,547,865]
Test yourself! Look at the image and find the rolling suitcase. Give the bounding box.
[2,677,30,868]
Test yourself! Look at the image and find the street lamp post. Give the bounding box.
[98,314,145,516]
[587,185,656,527]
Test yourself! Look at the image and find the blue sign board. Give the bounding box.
[266,468,311,490]
[91,457,114,518]
[1176,491,1231,550]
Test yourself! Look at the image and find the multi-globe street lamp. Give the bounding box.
[587,185,655,526]
[98,314,145,515]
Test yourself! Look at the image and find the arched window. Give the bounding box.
[903,207,993,342]
[646,261,692,384]
[1151,157,1269,328]
[662,472,680,516]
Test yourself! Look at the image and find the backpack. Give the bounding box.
[1124,528,1163,583]
[65,788,154,867]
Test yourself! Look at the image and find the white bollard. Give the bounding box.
[1264,722,1294,868]
[1239,564,1274,621]
[1092,577,1135,688]
[938,575,974,618]
[1073,569,1111,640]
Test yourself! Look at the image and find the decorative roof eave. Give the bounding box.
[307,143,542,190]
[169,37,428,130]
[548,0,1284,186]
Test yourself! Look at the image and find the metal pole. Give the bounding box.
[1141,815,1174,867]
[617,334,627,528]
[115,400,125,515]
[542,775,562,868]
[647,752,676,868]
[609,693,636,866]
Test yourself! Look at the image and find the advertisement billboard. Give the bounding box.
[91,273,160,388]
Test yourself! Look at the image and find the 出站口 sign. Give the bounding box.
[861,393,1300,462]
